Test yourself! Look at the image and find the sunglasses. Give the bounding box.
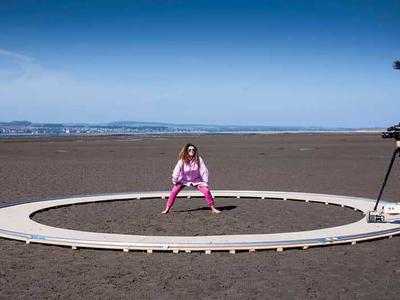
[188,148,196,152]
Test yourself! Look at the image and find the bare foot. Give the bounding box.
[211,207,221,215]
[161,208,170,214]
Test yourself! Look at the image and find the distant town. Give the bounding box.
[0,121,379,137]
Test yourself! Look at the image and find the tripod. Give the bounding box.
[373,140,400,211]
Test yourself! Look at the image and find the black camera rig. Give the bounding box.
[368,123,400,217]
[382,122,400,141]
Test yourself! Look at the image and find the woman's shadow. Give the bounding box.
[174,205,237,213]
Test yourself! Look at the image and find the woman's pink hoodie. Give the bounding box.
[172,157,209,186]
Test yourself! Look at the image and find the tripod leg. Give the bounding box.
[373,148,399,211]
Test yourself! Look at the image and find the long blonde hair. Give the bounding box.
[179,143,199,166]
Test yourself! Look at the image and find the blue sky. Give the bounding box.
[0,0,399,127]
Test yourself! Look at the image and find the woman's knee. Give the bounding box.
[197,185,212,196]
[171,184,183,195]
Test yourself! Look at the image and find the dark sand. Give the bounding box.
[1,133,399,299]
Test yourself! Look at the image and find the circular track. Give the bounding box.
[0,191,399,253]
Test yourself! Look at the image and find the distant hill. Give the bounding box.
[0,121,32,126]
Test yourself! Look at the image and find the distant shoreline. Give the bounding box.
[0,130,384,141]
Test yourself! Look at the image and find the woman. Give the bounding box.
[161,143,221,214]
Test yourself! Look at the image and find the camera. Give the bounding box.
[382,123,400,141]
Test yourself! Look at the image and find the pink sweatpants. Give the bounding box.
[166,184,215,208]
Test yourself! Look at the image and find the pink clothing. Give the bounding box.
[167,184,214,208]
[172,157,209,187]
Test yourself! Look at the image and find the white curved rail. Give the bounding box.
[0,191,399,253]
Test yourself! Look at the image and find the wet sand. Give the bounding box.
[0,133,399,299]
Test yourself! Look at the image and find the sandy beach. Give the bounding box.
[1,133,399,299]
